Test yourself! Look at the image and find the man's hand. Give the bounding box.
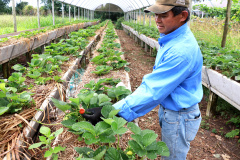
[81,107,102,125]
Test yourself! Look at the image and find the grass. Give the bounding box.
[190,17,240,50]
[0,15,84,35]
[135,15,240,50]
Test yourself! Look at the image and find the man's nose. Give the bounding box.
[155,16,162,22]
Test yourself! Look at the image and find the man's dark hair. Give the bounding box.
[171,6,190,23]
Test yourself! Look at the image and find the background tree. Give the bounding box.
[41,0,64,16]
[23,5,36,15]
[0,0,11,14]
[16,1,28,15]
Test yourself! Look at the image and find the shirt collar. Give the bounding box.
[158,23,188,45]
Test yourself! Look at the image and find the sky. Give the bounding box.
[9,0,44,7]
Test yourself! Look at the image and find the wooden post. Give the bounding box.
[69,5,71,22]
[206,91,218,117]
[52,0,55,25]
[62,3,64,23]
[3,62,11,79]
[145,43,149,52]
[74,6,76,21]
[139,9,141,24]
[141,40,144,48]
[37,0,40,28]
[84,8,85,20]
[149,13,151,27]
[150,47,153,55]
[143,12,145,25]
[26,52,32,63]
[12,0,17,32]
[41,45,45,54]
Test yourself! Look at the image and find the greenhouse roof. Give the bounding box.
[56,0,155,12]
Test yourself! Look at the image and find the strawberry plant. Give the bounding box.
[0,82,34,115]
[107,86,132,102]
[28,126,65,159]
[91,65,113,76]
[84,78,121,94]
[73,106,169,160]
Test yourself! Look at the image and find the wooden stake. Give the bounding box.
[3,62,11,79]
[206,91,218,117]
[26,52,32,63]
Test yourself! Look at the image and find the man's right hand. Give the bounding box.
[81,107,102,125]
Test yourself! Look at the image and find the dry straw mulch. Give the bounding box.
[0,25,106,159]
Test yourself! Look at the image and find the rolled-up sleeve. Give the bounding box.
[113,53,192,122]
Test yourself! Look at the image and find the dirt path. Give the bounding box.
[115,29,240,160]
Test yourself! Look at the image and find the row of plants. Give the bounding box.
[0,20,107,116]
[0,19,98,46]
[30,21,169,159]
[122,21,240,81]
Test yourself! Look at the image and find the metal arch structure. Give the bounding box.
[56,0,155,12]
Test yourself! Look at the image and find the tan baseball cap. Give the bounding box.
[144,0,189,14]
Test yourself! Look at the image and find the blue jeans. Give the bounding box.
[158,104,201,160]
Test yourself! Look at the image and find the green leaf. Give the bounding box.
[101,105,116,118]
[93,148,106,160]
[127,122,141,135]
[156,141,170,157]
[61,119,76,128]
[44,150,53,157]
[28,142,43,149]
[12,64,26,71]
[39,136,47,142]
[27,71,41,79]
[74,147,94,158]
[95,121,111,135]
[69,97,81,106]
[40,126,51,137]
[72,121,95,135]
[111,121,128,135]
[102,118,115,125]
[105,147,123,160]
[0,107,9,116]
[0,83,6,92]
[108,109,120,118]
[51,98,71,112]
[98,94,111,105]
[142,132,158,147]
[52,154,58,160]
[113,116,127,128]
[82,132,99,145]
[53,146,65,153]
[128,140,147,157]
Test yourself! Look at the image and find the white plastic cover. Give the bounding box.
[56,0,155,12]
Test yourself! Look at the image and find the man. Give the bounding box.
[83,0,203,159]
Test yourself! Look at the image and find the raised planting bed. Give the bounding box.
[0,21,99,65]
[0,21,108,159]
[122,23,240,112]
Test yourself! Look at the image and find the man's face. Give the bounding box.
[155,10,185,35]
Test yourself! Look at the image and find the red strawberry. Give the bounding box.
[79,108,85,114]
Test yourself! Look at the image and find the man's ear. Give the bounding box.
[180,11,188,22]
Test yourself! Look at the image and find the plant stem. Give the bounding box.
[35,120,62,126]
[117,134,120,150]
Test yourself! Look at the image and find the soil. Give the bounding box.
[115,29,240,160]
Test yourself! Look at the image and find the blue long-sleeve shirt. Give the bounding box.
[113,23,203,122]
